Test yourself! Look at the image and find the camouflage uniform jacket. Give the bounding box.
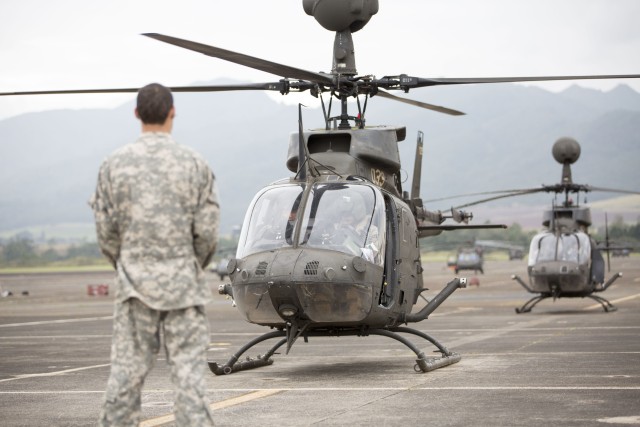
[90,132,220,310]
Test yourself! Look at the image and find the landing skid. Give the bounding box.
[208,326,461,375]
[515,295,547,313]
[515,294,618,313]
[587,294,618,312]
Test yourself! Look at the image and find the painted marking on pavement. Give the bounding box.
[430,307,483,317]
[2,386,640,395]
[598,416,640,424]
[0,363,111,383]
[139,389,283,427]
[0,316,113,328]
[584,292,640,311]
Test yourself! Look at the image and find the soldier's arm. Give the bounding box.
[89,162,121,269]
[193,169,220,268]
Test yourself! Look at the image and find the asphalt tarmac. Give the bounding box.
[1,258,639,426]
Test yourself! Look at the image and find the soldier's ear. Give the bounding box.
[169,106,176,119]
[134,108,141,119]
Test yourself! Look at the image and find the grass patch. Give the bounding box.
[0,264,113,275]
[421,250,512,263]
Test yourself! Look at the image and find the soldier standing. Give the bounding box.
[91,83,219,426]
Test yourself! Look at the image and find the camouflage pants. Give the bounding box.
[98,298,214,427]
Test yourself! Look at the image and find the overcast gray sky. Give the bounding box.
[2,0,639,120]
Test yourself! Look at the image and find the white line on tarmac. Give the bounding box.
[0,391,106,394]
[412,386,640,390]
[430,307,483,317]
[0,363,110,383]
[3,386,639,396]
[0,316,113,328]
[421,326,640,332]
[0,335,111,339]
[584,292,640,311]
[208,386,640,391]
[2,325,638,341]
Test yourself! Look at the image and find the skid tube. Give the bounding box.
[515,293,618,313]
[208,326,460,375]
[515,294,549,313]
[587,294,618,312]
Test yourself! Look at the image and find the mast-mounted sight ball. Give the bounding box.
[303,0,379,33]
[552,137,581,165]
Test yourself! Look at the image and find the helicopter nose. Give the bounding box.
[267,281,306,322]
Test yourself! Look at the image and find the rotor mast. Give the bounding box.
[334,29,357,129]
[552,137,581,206]
[304,0,379,129]
[332,30,357,75]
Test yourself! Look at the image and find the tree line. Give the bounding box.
[0,234,240,268]
[421,217,640,253]
[0,237,105,268]
[1,219,637,268]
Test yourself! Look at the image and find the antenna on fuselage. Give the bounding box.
[410,131,424,200]
[295,103,314,180]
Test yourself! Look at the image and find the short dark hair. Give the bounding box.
[136,83,174,124]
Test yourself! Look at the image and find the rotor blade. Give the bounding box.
[0,82,306,97]
[585,186,640,195]
[143,33,334,86]
[453,188,546,209]
[605,213,611,272]
[429,181,605,207]
[375,90,464,115]
[0,88,141,96]
[390,74,640,89]
[424,188,543,204]
[419,224,507,231]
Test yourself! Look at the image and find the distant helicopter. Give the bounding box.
[451,244,484,275]
[475,240,526,261]
[448,239,525,275]
[432,137,639,313]
[3,0,640,372]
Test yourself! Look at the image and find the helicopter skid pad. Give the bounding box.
[208,356,274,375]
[415,352,461,373]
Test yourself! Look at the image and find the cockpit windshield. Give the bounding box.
[299,183,386,266]
[528,231,591,266]
[236,184,304,259]
[236,182,386,265]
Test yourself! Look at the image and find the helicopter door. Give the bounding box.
[590,238,605,284]
[380,195,399,307]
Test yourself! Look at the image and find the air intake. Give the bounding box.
[255,262,268,276]
[304,261,320,275]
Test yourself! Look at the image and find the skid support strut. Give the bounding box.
[208,326,460,375]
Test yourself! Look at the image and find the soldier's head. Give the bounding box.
[135,83,174,125]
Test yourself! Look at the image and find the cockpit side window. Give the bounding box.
[236,185,304,258]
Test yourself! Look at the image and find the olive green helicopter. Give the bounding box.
[3,0,640,373]
[428,137,640,314]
